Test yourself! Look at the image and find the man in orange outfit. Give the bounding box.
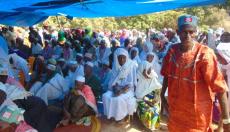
[160,14,230,131]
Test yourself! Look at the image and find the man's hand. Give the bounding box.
[217,92,230,132]
[161,77,169,115]
[161,94,169,114]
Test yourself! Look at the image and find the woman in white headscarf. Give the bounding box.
[102,48,137,122]
[130,47,141,68]
[96,37,111,68]
[135,52,162,99]
[135,52,162,130]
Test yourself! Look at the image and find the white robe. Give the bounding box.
[9,53,30,82]
[217,42,230,110]
[102,59,137,121]
[30,73,68,104]
[221,63,230,110]
[96,47,111,64]
[65,65,84,89]
[135,61,162,99]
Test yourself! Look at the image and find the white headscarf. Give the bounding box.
[146,52,163,83]
[110,48,136,87]
[9,53,27,65]
[130,47,141,65]
[75,76,85,83]
[113,48,130,71]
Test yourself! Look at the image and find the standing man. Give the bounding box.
[161,14,230,131]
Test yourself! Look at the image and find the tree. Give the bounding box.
[42,6,230,31]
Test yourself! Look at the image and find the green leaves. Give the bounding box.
[41,6,229,31]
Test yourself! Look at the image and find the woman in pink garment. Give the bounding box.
[6,76,24,89]
[58,76,97,127]
[0,67,24,89]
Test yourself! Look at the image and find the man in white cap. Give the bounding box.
[56,58,67,76]
[30,61,68,104]
[98,59,112,93]
[59,75,97,126]
[65,61,84,89]
[76,53,84,65]
[84,52,93,63]
[84,61,102,100]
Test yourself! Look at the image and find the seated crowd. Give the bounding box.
[0,20,228,132]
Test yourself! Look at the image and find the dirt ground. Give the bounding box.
[100,114,168,132]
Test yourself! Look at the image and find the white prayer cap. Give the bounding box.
[48,58,57,65]
[75,75,85,82]
[147,52,155,56]
[85,61,94,68]
[47,64,56,71]
[0,82,6,92]
[76,53,83,57]
[58,58,65,62]
[68,60,78,66]
[0,67,8,76]
[84,53,93,59]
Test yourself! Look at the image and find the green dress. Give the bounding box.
[137,89,161,130]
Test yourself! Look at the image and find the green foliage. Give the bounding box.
[216,0,230,9]
[42,6,229,31]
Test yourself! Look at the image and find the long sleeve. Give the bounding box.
[201,49,228,93]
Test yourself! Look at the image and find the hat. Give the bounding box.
[84,53,93,59]
[58,58,65,62]
[150,33,160,40]
[58,37,66,45]
[76,53,83,58]
[178,14,198,31]
[85,61,94,68]
[75,76,85,82]
[68,60,78,66]
[147,52,155,56]
[0,67,8,76]
[48,58,57,65]
[47,64,56,71]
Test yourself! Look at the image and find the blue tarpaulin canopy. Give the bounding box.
[0,0,226,26]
